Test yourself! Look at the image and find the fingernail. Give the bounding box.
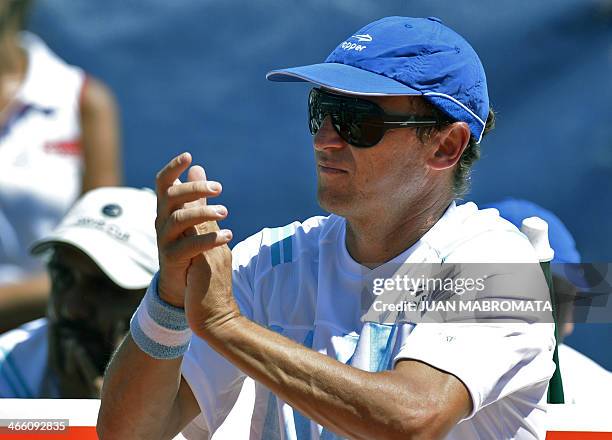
[208,182,221,192]
[215,206,227,216]
[221,229,232,240]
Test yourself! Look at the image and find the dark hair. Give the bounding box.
[416,103,496,197]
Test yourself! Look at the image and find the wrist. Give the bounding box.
[194,310,243,342]
[158,272,185,308]
[130,273,192,359]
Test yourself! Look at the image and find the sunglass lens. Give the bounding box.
[352,121,385,148]
[309,114,320,135]
[308,89,386,148]
[308,90,324,135]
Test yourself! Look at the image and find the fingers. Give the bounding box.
[184,165,210,211]
[187,164,206,184]
[164,229,233,262]
[156,153,193,224]
[156,152,192,192]
[155,153,230,262]
[161,205,228,242]
[63,338,101,398]
[165,180,222,214]
[155,153,222,223]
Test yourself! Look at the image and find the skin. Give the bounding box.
[314,92,468,266]
[99,93,473,439]
[552,274,577,339]
[46,244,144,398]
[79,76,123,192]
[0,5,122,332]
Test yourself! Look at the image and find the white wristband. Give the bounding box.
[130,273,192,359]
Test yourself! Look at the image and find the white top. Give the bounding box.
[0,32,85,283]
[558,343,612,405]
[181,202,557,440]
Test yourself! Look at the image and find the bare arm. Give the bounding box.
[0,272,49,333]
[79,76,122,192]
[201,315,471,440]
[98,153,229,439]
[97,335,201,440]
[151,151,472,440]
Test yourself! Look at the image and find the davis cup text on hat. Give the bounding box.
[31,187,159,290]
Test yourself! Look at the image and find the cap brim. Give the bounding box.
[31,228,155,291]
[266,63,422,96]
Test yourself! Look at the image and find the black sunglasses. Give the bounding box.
[308,88,446,148]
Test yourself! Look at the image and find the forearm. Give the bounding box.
[97,335,191,440]
[202,317,432,440]
[0,272,49,332]
[79,76,122,192]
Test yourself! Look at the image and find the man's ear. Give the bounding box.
[426,122,471,170]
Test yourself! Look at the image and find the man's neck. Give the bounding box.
[344,188,453,268]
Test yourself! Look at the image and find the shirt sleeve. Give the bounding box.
[393,322,556,419]
[181,335,246,436]
[229,229,265,320]
[180,231,263,434]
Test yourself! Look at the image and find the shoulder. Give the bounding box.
[429,202,539,263]
[0,318,48,352]
[20,32,80,75]
[232,214,335,269]
[559,344,612,379]
[18,32,85,107]
[559,343,612,404]
[0,319,49,398]
[80,76,118,118]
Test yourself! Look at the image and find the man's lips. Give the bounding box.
[317,162,348,174]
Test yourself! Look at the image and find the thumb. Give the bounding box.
[187,254,212,293]
[184,164,221,236]
[186,165,207,207]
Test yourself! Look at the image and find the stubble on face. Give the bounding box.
[314,95,434,220]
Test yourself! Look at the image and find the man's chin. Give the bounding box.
[317,188,354,216]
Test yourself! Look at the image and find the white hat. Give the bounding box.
[31,187,159,290]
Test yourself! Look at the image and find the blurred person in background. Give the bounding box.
[0,0,122,332]
[0,187,157,398]
[485,198,612,405]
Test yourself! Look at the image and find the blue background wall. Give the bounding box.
[30,0,612,367]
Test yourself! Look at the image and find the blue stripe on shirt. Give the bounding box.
[0,346,31,398]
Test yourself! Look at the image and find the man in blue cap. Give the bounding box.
[99,17,555,439]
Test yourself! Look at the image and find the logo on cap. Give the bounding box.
[339,34,373,52]
[102,204,123,218]
[351,34,372,42]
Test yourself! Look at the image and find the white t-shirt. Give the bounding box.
[181,202,556,440]
[0,32,85,283]
[558,343,612,405]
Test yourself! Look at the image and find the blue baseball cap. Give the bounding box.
[483,198,581,265]
[483,198,586,290]
[267,16,490,142]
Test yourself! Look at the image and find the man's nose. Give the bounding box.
[313,116,347,151]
